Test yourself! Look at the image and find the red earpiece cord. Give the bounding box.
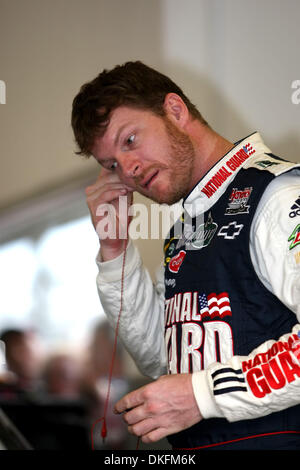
[92,236,140,450]
[100,237,128,444]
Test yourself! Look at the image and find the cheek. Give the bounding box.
[144,135,170,162]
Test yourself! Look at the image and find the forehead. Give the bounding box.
[91,106,160,156]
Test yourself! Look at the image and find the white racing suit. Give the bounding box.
[96,132,300,449]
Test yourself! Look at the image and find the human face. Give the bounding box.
[91,106,196,205]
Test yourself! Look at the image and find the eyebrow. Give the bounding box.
[94,121,135,164]
[96,124,129,164]
[114,123,129,145]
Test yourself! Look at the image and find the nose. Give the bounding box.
[117,153,142,180]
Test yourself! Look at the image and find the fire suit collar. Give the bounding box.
[183,132,271,217]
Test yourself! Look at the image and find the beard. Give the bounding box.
[137,117,196,205]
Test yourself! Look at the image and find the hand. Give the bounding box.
[114,374,203,443]
[85,168,133,260]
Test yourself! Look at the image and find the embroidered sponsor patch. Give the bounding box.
[255,160,280,169]
[288,224,300,250]
[176,212,218,250]
[217,221,244,240]
[289,195,300,218]
[165,278,176,288]
[164,237,177,265]
[291,332,300,365]
[200,143,256,199]
[168,250,186,273]
[225,187,253,215]
[242,333,300,399]
[164,290,233,327]
[164,291,235,373]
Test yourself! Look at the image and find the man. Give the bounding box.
[0,329,44,397]
[71,61,300,449]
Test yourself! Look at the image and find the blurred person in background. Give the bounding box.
[0,328,44,400]
[0,330,91,450]
[42,352,82,400]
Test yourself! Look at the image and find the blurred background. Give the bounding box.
[0,0,299,450]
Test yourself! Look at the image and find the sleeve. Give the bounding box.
[192,170,300,422]
[95,239,167,379]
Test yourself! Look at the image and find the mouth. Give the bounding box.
[141,170,159,190]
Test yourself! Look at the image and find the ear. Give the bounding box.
[163,93,189,128]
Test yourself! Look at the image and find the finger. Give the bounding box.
[122,404,148,426]
[114,389,144,414]
[141,427,168,444]
[94,192,129,215]
[97,167,114,179]
[86,184,128,202]
[93,167,115,183]
[97,167,134,190]
[86,175,124,194]
[86,181,133,200]
[127,417,158,438]
[87,168,126,191]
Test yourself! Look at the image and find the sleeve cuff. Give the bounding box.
[96,239,141,283]
[192,370,224,420]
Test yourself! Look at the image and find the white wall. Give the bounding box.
[1,0,299,210]
[161,0,300,161]
[0,0,163,208]
[0,0,299,277]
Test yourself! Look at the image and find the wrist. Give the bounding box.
[96,240,140,283]
[192,370,224,420]
[100,240,128,262]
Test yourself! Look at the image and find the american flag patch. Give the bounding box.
[199,292,232,320]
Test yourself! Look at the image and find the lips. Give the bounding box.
[140,169,159,189]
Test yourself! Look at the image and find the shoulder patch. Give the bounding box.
[288,224,300,250]
[244,153,300,176]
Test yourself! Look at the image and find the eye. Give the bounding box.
[110,161,118,170]
[126,134,135,145]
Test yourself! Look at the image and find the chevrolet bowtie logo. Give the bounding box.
[217,221,244,240]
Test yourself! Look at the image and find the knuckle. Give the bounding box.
[128,424,135,435]
[122,399,131,412]
[145,400,157,415]
[145,434,155,443]
[134,425,144,437]
[85,186,93,195]
[142,384,154,400]
[158,374,167,381]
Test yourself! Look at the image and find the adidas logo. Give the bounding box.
[290,196,300,218]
